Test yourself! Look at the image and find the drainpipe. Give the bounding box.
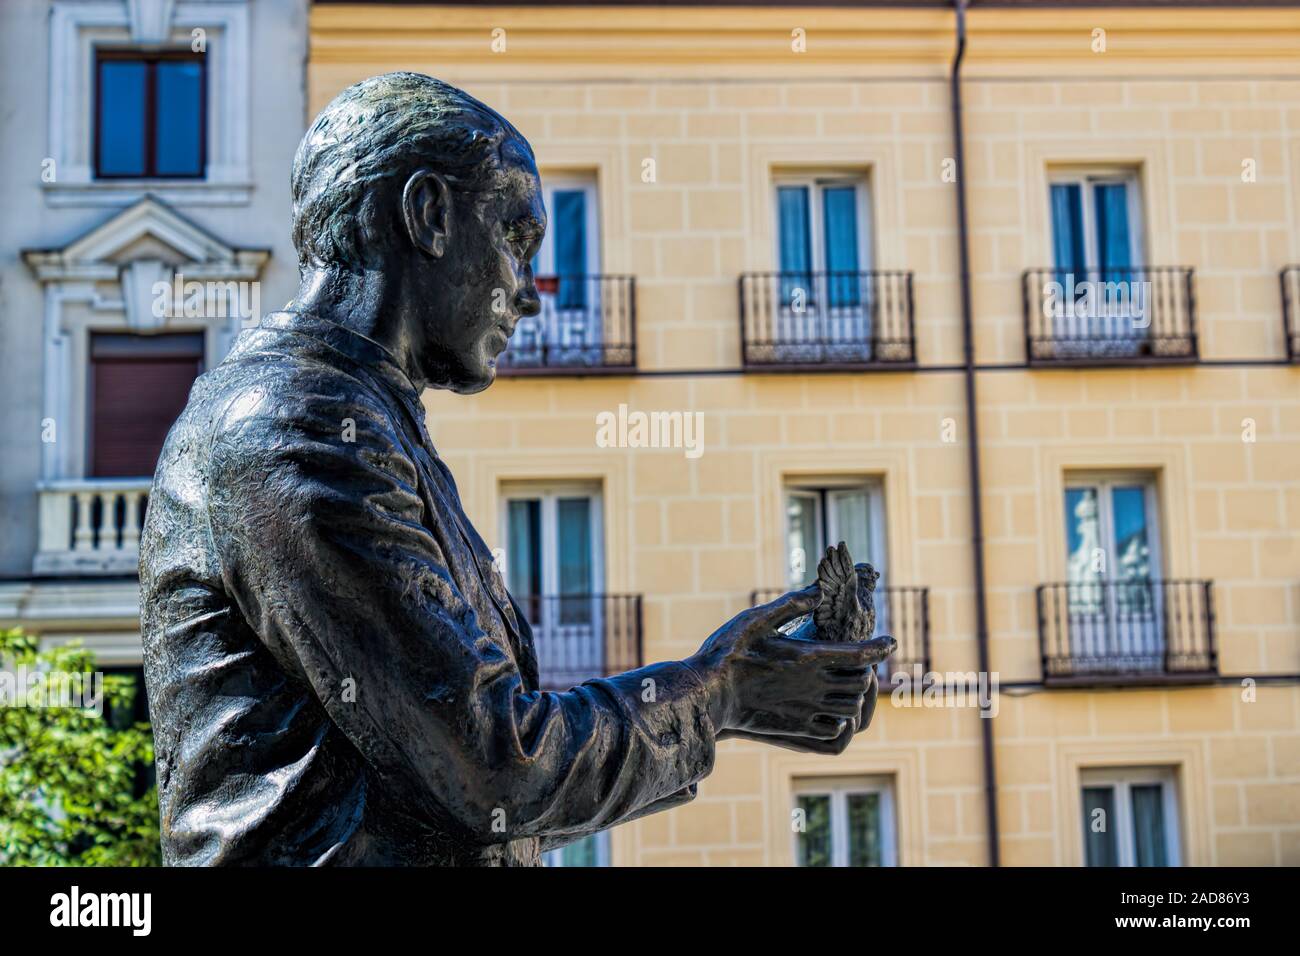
[949,0,1001,868]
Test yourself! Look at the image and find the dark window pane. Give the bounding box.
[1082,786,1118,867]
[796,794,832,867]
[155,59,204,176]
[847,792,882,866]
[98,60,147,176]
[1131,785,1169,867]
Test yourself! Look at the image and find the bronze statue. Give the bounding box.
[139,72,895,866]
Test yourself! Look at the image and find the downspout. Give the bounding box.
[949,0,1001,868]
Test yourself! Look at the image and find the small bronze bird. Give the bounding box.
[784,542,889,648]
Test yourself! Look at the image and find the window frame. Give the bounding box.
[1079,766,1182,867]
[534,175,601,278]
[784,477,888,589]
[792,775,897,867]
[1062,471,1163,581]
[771,173,873,276]
[94,47,208,181]
[499,481,605,599]
[1047,167,1145,273]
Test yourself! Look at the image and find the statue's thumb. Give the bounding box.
[766,583,822,627]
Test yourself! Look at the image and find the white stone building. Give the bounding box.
[0,0,308,682]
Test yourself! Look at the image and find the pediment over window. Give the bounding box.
[22,195,269,282]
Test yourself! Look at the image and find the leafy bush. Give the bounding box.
[0,628,160,866]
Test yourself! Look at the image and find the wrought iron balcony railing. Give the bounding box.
[1022,266,1198,365]
[750,585,929,679]
[497,274,636,375]
[1036,579,1217,685]
[1281,265,1300,362]
[738,270,915,369]
[512,593,643,691]
[33,479,150,575]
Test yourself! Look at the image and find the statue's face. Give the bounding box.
[420,142,545,394]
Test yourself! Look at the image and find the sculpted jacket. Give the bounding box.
[139,311,716,866]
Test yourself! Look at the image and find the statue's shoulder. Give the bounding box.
[203,338,400,471]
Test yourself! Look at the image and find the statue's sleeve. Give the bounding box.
[206,381,717,843]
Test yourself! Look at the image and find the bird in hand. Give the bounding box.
[783,543,894,655]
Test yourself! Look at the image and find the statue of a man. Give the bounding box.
[140,72,893,866]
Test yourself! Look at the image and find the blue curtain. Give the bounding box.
[778,186,812,307]
[1094,183,1132,283]
[1130,785,1168,866]
[1050,183,1086,284]
[553,190,587,309]
[822,186,860,308]
[557,497,592,625]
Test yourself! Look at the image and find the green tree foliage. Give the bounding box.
[0,628,160,865]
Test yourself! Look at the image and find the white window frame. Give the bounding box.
[784,478,887,589]
[1063,472,1163,581]
[1047,167,1145,272]
[499,481,604,600]
[771,174,873,275]
[535,175,600,277]
[46,0,252,207]
[1080,766,1182,867]
[792,775,897,867]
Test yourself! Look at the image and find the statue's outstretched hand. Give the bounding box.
[686,585,893,746]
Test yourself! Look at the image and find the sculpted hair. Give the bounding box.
[291,72,533,271]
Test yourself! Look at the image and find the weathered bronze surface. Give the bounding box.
[140,73,895,866]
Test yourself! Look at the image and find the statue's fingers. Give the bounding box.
[753,583,822,631]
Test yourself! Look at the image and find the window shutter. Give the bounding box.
[90,333,203,478]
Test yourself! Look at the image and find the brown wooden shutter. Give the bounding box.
[90,333,204,477]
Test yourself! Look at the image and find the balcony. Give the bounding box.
[1022,267,1198,365]
[1036,579,1217,686]
[1282,265,1300,362]
[513,593,643,690]
[497,274,636,375]
[750,585,929,679]
[34,479,150,576]
[738,270,915,370]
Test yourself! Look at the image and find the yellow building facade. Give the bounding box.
[307,3,1300,866]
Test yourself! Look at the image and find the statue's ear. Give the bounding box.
[401,168,452,259]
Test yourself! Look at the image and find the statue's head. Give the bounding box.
[291,72,544,393]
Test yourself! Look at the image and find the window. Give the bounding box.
[1081,767,1181,867]
[503,175,604,367]
[96,50,206,179]
[1047,169,1148,350]
[89,332,204,477]
[501,483,604,684]
[785,478,887,614]
[1064,473,1164,668]
[1050,170,1142,280]
[794,776,896,867]
[542,831,610,867]
[773,175,872,358]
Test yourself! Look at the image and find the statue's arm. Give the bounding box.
[207,388,719,844]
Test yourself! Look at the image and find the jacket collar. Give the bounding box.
[257,311,426,427]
